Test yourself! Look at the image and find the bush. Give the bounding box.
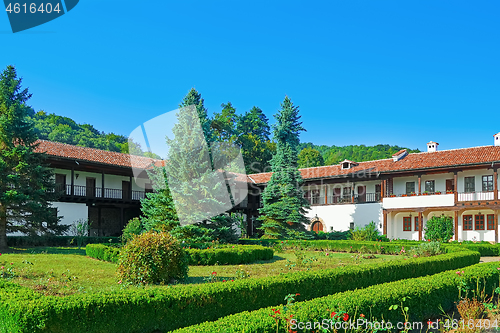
[425,215,454,242]
[117,231,189,285]
[68,218,90,248]
[348,221,382,241]
[85,244,121,263]
[121,217,144,244]
[409,241,443,257]
[172,261,500,333]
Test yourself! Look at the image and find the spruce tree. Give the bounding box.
[0,65,64,249]
[258,97,310,238]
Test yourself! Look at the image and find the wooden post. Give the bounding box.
[381,180,385,198]
[494,168,498,201]
[129,175,133,200]
[325,185,328,205]
[418,175,422,195]
[418,211,423,241]
[495,210,498,243]
[383,211,388,236]
[101,171,105,199]
[454,172,458,203]
[71,168,74,196]
[351,183,355,203]
[454,211,459,241]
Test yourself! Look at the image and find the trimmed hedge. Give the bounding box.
[7,236,121,247]
[0,250,480,332]
[240,238,500,256]
[86,244,274,266]
[172,261,500,332]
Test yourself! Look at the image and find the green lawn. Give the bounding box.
[0,247,403,296]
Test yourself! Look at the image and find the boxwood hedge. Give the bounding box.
[172,261,500,333]
[85,244,274,266]
[0,250,479,332]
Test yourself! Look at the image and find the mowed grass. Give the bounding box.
[0,247,403,296]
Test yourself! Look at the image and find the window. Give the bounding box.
[406,182,415,194]
[424,180,435,193]
[463,215,473,230]
[311,189,320,205]
[414,216,419,231]
[487,214,495,230]
[475,215,485,230]
[349,222,354,230]
[403,217,412,231]
[482,175,494,192]
[343,187,351,202]
[464,177,475,193]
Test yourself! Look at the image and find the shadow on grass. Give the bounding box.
[246,255,286,265]
[9,247,87,255]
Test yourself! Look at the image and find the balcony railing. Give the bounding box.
[55,184,145,201]
[458,191,495,202]
[304,193,381,206]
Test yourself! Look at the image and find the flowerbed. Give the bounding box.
[0,250,479,332]
[172,261,500,333]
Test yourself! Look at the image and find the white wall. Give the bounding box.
[456,169,494,193]
[305,203,383,233]
[457,209,496,242]
[392,173,455,195]
[52,202,88,231]
[383,194,455,209]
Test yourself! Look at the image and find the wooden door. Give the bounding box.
[311,221,323,233]
[86,178,96,198]
[357,186,366,203]
[55,174,66,194]
[375,184,381,200]
[446,179,455,192]
[122,181,131,200]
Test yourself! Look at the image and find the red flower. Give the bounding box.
[343,313,349,321]
[331,312,336,318]
[296,293,300,296]
[360,314,365,318]
[212,271,217,275]
[222,279,226,282]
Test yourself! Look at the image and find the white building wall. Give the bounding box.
[457,209,496,242]
[52,168,148,191]
[52,202,88,230]
[305,203,383,233]
[383,194,455,209]
[456,169,494,193]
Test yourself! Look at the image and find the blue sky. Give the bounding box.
[1,1,499,152]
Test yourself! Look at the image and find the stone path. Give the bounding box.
[480,257,500,263]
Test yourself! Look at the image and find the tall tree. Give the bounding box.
[180,88,214,145]
[258,97,310,238]
[298,147,324,168]
[212,102,238,143]
[0,66,65,249]
[236,106,275,174]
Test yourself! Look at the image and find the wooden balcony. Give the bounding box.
[305,192,381,206]
[55,184,145,203]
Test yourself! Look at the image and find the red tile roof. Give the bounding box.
[35,140,160,169]
[248,145,500,184]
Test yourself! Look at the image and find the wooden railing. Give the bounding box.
[55,184,145,201]
[304,192,381,206]
[458,191,495,201]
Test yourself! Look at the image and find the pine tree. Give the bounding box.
[0,65,65,249]
[258,97,310,238]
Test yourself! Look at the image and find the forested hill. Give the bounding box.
[298,142,421,166]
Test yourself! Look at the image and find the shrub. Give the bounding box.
[117,231,189,285]
[409,241,443,257]
[348,221,382,241]
[425,215,454,242]
[68,218,90,248]
[85,244,121,263]
[121,217,144,244]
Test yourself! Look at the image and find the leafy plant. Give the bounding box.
[348,221,382,241]
[424,215,454,243]
[117,231,189,285]
[121,217,144,244]
[69,218,90,249]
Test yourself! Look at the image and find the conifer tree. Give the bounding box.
[0,65,64,249]
[258,97,310,238]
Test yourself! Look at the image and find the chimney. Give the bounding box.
[495,133,500,147]
[427,141,439,152]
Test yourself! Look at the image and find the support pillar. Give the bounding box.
[383,211,388,236]
[494,168,498,201]
[418,211,423,241]
[101,171,105,199]
[351,183,355,203]
[71,168,74,196]
[454,172,458,203]
[381,180,385,198]
[129,175,133,200]
[495,210,498,243]
[454,211,459,241]
[324,185,328,205]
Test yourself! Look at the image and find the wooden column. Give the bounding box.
[71,168,74,196]
[324,186,328,205]
[418,211,423,241]
[383,211,388,236]
[418,175,422,195]
[351,183,355,203]
[454,211,459,241]
[129,175,133,200]
[381,180,385,198]
[101,171,105,199]
[494,168,498,201]
[495,210,498,243]
[454,172,458,203]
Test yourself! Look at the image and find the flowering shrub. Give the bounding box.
[117,231,189,285]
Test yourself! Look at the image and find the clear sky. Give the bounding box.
[1,1,499,152]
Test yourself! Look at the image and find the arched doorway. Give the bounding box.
[311,221,323,233]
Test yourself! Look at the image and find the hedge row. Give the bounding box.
[173,261,500,333]
[0,250,480,333]
[7,236,121,247]
[85,244,274,266]
[240,238,500,256]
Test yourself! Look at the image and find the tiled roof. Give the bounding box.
[392,149,407,157]
[35,140,160,169]
[249,145,500,184]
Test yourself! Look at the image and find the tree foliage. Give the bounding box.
[298,147,324,168]
[258,96,310,239]
[0,65,67,249]
[424,215,454,242]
